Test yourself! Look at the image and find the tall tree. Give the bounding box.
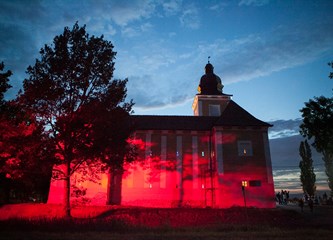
[299,140,316,197]
[0,63,53,204]
[300,62,333,195]
[21,23,134,217]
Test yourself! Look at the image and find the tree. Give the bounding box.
[299,140,316,197]
[0,62,12,110]
[300,62,333,196]
[0,108,55,203]
[328,61,333,80]
[0,62,12,204]
[0,63,53,204]
[21,23,135,217]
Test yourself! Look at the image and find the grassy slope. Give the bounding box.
[0,204,333,239]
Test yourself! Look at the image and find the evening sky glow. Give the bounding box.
[1,0,332,193]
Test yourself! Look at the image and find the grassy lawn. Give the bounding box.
[0,229,332,240]
[1,204,332,239]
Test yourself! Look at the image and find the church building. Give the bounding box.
[48,62,276,208]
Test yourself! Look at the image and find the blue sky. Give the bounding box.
[1,0,332,193]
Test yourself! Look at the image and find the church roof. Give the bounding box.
[130,115,217,131]
[214,100,272,127]
[130,100,271,131]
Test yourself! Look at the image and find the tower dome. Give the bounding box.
[198,62,223,95]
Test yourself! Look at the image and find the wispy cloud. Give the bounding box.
[208,2,228,12]
[268,119,302,139]
[101,0,156,27]
[273,165,328,193]
[196,21,333,84]
[238,0,270,7]
[128,18,333,109]
[162,0,183,16]
[179,3,201,29]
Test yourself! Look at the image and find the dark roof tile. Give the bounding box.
[130,115,217,131]
[215,100,272,127]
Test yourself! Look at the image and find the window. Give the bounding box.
[209,104,221,116]
[249,180,261,187]
[238,141,253,156]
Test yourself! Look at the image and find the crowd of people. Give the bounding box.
[275,190,290,205]
[276,190,333,212]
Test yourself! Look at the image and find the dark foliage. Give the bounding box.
[0,63,54,204]
[300,62,333,195]
[299,140,316,196]
[0,62,12,110]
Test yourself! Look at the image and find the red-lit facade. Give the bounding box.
[48,94,275,208]
[48,64,275,208]
[119,95,275,208]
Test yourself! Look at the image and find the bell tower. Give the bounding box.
[192,61,232,116]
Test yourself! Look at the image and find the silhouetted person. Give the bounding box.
[276,192,282,205]
[323,192,327,201]
[198,62,223,95]
[308,198,314,213]
[298,198,304,212]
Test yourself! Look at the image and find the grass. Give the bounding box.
[1,204,333,239]
[1,228,332,240]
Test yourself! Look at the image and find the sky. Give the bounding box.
[1,0,333,194]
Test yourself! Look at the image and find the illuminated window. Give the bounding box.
[209,104,221,116]
[201,151,205,157]
[238,141,253,156]
[241,180,248,187]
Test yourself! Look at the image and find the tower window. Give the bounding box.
[238,141,253,156]
[209,104,221,116]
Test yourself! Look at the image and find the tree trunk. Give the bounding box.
[106,167,122,205]
[63,160,71,218]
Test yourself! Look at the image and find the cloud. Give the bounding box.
[194,20,333,85]
[238,0,270,7]
[1,0,333,113]
[130,17,333,109]
[269,134,323,166]
[208,2,228,12]
[0,0,48,96]
[268,119,302,139]
[179,4,201,29]
[268,118,329,193]
[88,21,117,37]
[99,0,156,27]
[121,22,154,38]
[162,0,182,16]
[273,161,328,193]
[0,0,46,24]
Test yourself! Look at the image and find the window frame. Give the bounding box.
[237,140,253,157]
